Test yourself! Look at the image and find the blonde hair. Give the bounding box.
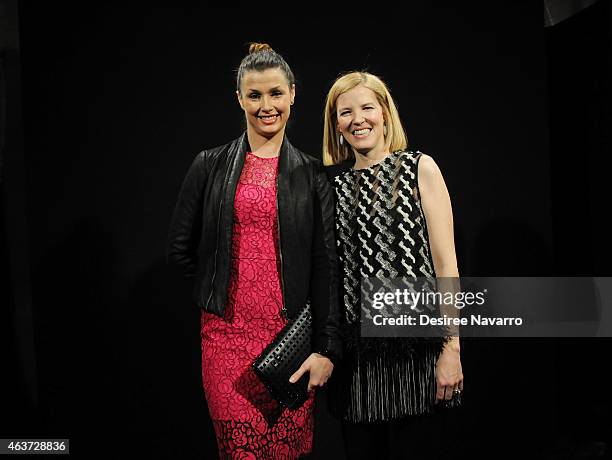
[322,72,408,166]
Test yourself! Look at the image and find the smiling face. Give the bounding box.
[237,68,295,140]
[336,85,386,157]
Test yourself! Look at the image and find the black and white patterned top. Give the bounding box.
[333,149,435,325]
[328,150,455,422]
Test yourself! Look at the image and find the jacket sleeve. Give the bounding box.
[166,150,208,278]
[310,160,343,363]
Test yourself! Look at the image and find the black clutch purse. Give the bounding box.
[252,303,312,409]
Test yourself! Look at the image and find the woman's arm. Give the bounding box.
[290,161,341,391]
[166,150,208,278]
[310,161,342,361]
[417,153,464,400]
[418,154,458,280]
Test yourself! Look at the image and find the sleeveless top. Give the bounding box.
[329,150,450,422]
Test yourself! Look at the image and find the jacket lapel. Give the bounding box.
[277,135,291,220]
[218,133,248,275]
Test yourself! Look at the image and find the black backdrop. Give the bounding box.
[2,2,611,459]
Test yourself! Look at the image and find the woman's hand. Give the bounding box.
[418,154,464,403]
[289,353,334,391]
[435,339,463,402]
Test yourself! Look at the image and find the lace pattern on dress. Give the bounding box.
[241,152,279,187]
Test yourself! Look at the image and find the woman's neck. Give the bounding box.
[246,127,284,158]
[353,148,391,170]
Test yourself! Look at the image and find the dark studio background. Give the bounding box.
[2,2,611,459]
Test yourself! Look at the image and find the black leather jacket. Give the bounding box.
[167,132,341,359]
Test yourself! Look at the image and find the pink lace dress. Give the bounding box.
[200,152,315,459]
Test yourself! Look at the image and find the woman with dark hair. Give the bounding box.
[167,43,340,459]
[323,71,463,459]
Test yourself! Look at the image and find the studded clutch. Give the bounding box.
[252,303,312,409]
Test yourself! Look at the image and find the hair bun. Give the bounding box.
[249,42,273,54]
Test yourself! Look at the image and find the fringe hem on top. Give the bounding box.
[328,345,461,423]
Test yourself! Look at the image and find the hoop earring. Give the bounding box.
[339,134,344,146]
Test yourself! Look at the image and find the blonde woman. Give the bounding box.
[323,71,463,459]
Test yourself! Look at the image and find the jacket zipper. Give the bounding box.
[276,175,287,320]
[205,198,224,310]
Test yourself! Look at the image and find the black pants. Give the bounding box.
[341,413,454,460]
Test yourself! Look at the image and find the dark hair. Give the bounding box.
[236,42,295,94]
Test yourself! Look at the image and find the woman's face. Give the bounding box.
[237,68,295,139]
[336,85,386,156]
